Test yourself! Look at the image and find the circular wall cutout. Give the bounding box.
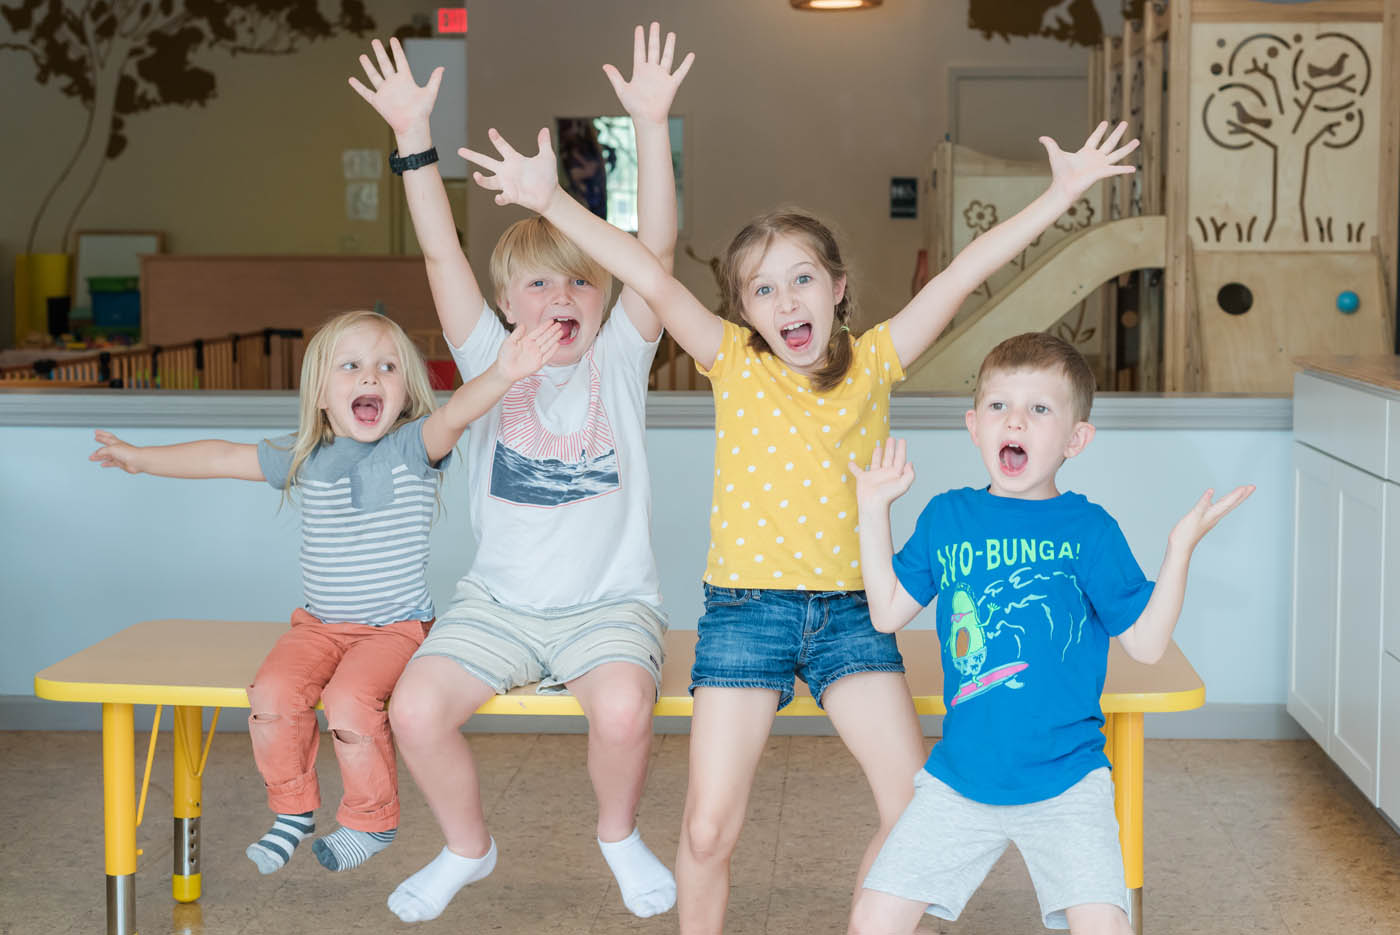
[1217,282,1253,315]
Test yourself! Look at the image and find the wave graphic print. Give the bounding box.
[488,350,621,507]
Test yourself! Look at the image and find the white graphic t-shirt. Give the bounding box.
[449,302,661,611]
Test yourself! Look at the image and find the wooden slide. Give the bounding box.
[902,215,1167,392]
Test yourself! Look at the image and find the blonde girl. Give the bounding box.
[465,117,1136,931]
[90,309,561,875]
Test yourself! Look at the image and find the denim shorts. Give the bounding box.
[690,584,905,709]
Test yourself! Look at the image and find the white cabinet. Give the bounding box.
[1289,444,1336,745]
[1382,653,1400,823]
[1290,370,1397,808]
[1330,463,1386,799]
[1386,491,1399,661]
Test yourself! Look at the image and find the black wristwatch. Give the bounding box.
[389,147,439,175]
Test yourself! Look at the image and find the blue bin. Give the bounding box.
[92,289,140,330]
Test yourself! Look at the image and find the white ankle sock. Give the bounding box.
[387,839,497,923]
[598,827,676,918]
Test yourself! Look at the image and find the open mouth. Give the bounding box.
[998,443,1028,475]
[352,395,383,427]
[552,316,580,344]
[780,321,812,350]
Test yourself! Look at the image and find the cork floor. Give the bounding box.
[2,732,1398,934]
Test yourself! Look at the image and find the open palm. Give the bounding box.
[348,37,443,138]
[852,438,917,508]
[604,22,695,126]
[462,128,560,214]
[497,321,564,380]
[1041,120,1139,201]
[1169,485,1255,551]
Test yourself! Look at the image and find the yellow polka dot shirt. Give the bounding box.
[697,320,905,591]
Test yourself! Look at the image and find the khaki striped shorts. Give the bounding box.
[412,577,667,696]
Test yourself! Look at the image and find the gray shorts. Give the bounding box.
[413,577,667,696]
[863,767,1128,929]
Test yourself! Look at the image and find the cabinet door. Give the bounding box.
[1381,653,1400,824]
[1289,443,1336,746]
[1385,487,1399,660]
[1330,462,1386,803]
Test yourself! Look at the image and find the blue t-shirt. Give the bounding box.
[892,487,1154,805]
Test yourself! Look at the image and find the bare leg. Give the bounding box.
[677,687,780,935]
[566,661,659,840]
[389,655,497,855]
[847,887,929,935]
[568,662,674,917]
[385,656,498,922]
[822,672,926,900]
[1065,903,1133,935]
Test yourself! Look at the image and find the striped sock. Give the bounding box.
[312,826,396,871]
[246,811,315,874]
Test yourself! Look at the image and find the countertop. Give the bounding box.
[1296,355,1400,393]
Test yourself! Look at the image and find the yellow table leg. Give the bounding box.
[171,706,203,903]
[102,702,138,935]
[1108,712,1145,935]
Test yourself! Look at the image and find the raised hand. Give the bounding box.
[496,321,565,381]
[90,430,142,474]
[1040,121,1140,201]
[851,438,917,508]
[603,22,695,126]
[1168,485,1255,552]
[348,37,443,139]
[462,128,561,214]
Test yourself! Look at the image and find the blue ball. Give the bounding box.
[1336,290,1360,314]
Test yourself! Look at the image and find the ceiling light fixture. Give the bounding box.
[791,0,882,10]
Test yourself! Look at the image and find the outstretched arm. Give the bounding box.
[89,430,264,481]
[887,121,1140,367]
[463,128,725,369]
[851,438,927,633]
[350,37,486,348]
[421,321,563,462]
[1116,484,1255,664]
[603,22,695,341]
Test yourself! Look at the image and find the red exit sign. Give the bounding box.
[437,8,467,33]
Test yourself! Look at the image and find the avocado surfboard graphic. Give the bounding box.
[946,584,1029,707]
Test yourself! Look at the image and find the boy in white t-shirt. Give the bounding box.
[349,24,693,923]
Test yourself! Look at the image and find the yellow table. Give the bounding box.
[35,620,1203,935]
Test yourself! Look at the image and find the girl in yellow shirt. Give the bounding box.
[464,115,1138,930]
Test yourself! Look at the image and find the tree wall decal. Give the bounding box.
[1199,30,1370,245]
[1,0,376,254]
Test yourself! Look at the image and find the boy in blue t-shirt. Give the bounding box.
[847,332,1253,935]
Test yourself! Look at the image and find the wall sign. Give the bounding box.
[437,8,467,34]
[890,177,918,219]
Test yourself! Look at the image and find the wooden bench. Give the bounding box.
[35,620,1204,935]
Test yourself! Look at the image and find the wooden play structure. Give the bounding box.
[905,0,1399,394]
[0,328,305,389]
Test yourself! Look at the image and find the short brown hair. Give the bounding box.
[489,216,613,310]
[975,332,1095,422]
[718,209,858,394]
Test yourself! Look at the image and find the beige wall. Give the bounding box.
[1,0,1119,345]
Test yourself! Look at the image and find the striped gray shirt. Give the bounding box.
[257,417,447,626]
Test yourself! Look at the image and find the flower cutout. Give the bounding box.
[963,200,998,233]
[1054,197,1096,232]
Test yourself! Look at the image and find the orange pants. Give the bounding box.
[246,609,430,831]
